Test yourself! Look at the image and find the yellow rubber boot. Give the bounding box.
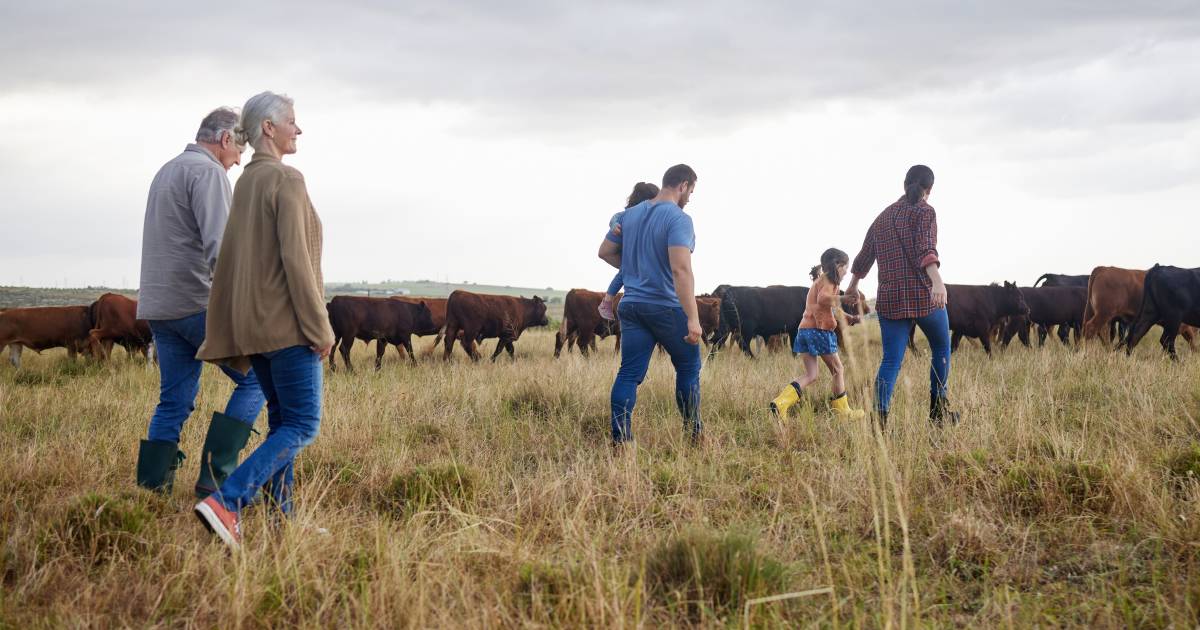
[829,392,865,419]
[770,382,802,417]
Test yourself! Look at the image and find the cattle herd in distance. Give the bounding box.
[0,265,1197,372]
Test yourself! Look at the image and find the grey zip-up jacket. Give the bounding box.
[137,144,231,320]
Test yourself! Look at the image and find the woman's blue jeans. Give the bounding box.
[147,311,264,443]
[610,301,702,443]
[875,308,951,413]
[216,345,322,515]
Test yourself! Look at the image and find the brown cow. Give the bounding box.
[390,296,448,356]
[554,289,620,358]
[696,295,721,345]
[326,296,436,371]
[443,291,549,361]
[1082,267,1146,345]
[0,305,94,368]
[88,293,153,361]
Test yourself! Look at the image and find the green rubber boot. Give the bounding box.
[137,439,185,493]
[194,412,257,499]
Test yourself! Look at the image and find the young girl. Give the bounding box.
[598,182,660,320]
[770,248,865,419]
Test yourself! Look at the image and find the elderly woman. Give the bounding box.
[845,165,958,429]
[193,91,334,548]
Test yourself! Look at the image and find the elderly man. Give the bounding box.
[136,107,265,497]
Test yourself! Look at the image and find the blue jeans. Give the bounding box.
[147,311,265,443]
[606,270,624,296]
[610,301,702,443]
[216,345,322,515]
[875,308,952,413]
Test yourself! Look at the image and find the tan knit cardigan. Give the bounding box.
[197,153,334,373]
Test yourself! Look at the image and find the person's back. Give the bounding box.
[617,200,695,307]
[138,145,232,320]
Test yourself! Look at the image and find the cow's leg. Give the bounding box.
[1123,309,1158,355]
[614,331,621,353]
[329,336,340,371]
[554,331,565,358]
[907,322,919,352]
[579,331,594,358]
[505,338,516,359]
[462,330,481,361]
[8,344,22,369]
[1182,326,1198,351]
[490,336,507,361]
[374,339,387,370]
[951,331,962,353]
[400,335,417,365]
[442,324,459,361]
[737,321,755,358]
[1156,319,1182,360]
[339,337,354,372]
[980,332,993,357]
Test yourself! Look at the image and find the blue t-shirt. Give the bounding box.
[605,200,695,307]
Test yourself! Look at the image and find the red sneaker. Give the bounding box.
[194,496,241,549]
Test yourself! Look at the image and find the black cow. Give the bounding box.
[1122,265,1200,359]
[1034,273,1090,288]
[1000,286,1087,348]
[709,285,808,358]
[947,282,1030,356]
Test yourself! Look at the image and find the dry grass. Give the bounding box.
[1,325,1199,628]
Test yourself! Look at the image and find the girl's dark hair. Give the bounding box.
[626,182,660,208]
[816,248,850,283]
[903,164,935,205]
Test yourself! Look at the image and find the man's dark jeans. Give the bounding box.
[610,301,702,443]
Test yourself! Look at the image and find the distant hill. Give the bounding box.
[0,286,137,308]
[325,280,567,303]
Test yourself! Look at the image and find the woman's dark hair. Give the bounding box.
[625,182,659,208]
[816,248,850,283]
[903,164,935,205]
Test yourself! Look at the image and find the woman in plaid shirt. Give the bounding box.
[844,165,958,428]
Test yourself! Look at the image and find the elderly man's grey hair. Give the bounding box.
[195,107,239,144]
[236,91,295,150]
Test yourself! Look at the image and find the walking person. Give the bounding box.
[845,164,959,428]
[770,248,866,419]
[194,91,335,548]
[136,107,266,497]
[598,182,659,320]
[598,164,703,446]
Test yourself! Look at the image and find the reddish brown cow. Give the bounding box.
[696,295,721,345]
[390,296,448,355]
[88,293,153,361]
[443,291,549,361]
[326,296,436,371]
[0,305,94,368]
[555,289,621,358]
[1082,267,1145,345]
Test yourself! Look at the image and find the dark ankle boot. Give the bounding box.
[195,412,256,499]
[137,440,184,493]
[929,393,960,427]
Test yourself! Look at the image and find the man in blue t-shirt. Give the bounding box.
[598,164,702,445]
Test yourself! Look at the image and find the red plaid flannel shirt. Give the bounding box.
[851,198,941,320]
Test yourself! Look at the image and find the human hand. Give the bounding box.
[611,223,622,236]
[846,314,862,325]
[930,281,948,309]
[684,318,702,345]
[312,343,333,360]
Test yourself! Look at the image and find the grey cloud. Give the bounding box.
[3,0,1199,128]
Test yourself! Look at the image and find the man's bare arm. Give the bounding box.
[598,238,621,269]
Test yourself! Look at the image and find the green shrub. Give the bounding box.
[514,561,576,620]
[49,493,157,564]
[643,530,787,621]
[383,464,477,517]
[1165,445,1200,488]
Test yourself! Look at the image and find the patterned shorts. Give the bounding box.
[792,327,838,356]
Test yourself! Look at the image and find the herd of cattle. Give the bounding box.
[1,264,1198,371]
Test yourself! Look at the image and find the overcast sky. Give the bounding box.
[1,1,1197,296]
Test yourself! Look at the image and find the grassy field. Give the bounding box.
[1,323,1199,628]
